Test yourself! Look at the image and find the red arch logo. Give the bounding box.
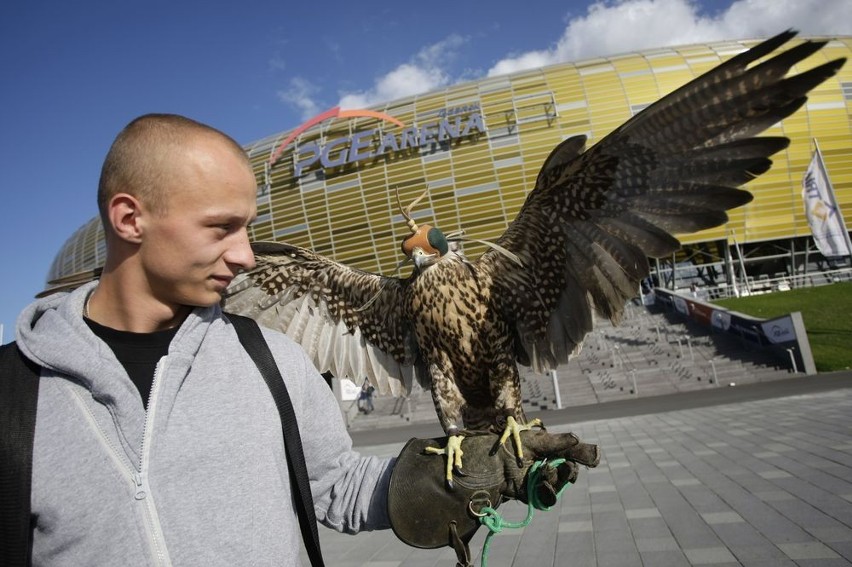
[269,107,405,165]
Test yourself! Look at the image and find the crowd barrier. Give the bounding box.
[652,288,816,375]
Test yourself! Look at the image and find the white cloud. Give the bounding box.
[278,0,850,116]
[487,0,852,77]
[276,77,322,120]
[338,34,467,109]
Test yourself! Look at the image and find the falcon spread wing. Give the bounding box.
[224,242,426,397]
[224,31,844,438]
[481,30,845,374]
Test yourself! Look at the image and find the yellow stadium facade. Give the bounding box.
[47,35,852,295]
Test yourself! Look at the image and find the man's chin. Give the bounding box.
[176,291,226,310]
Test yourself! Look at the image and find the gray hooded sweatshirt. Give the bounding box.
[15,281,393,566]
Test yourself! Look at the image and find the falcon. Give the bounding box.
[224,31,845,485]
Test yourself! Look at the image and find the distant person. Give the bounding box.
[358,381,375,413]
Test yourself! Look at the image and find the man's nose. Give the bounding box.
[227,229,256,271]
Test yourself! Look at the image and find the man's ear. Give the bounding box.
[108,193,145,244]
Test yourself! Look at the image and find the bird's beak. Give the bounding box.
[412,247,439,270]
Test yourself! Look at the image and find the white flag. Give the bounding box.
[802,149,850,258]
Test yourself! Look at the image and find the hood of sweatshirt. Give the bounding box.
[15,280,218,466]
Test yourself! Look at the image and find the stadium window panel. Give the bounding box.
[458,217,508,239]
[328,200,367,220]
[479,77,511,96]
[814,127,852,145]
[252,225,274,242]
[552,89,587,108]
[682,226,728,244]
[326,178,360,194]
[582,78,623,98]
[809,113,849,130]
[489,132,520,148]
[359,177,387,194]
[556,125,592,143]
[494,155,524,169]
[501,194,528,212]
[268,210,303,233]
[648,55,688,72]
[334,227,372,251]
[453,177,497,195]
[621,76,659,103]
[653,69,698,97]
[446,96,481,110]
[302,196,329,218]
[454,169,498,186]
[511,86,550,102]
[547,80,583,95]
[480,90,512,105]
[496,165,525,180]
[577,62,615,77]
[684,55,722,74]
[424,165,454,182]
[451,146,492,164]
[520,127,562,145]
[584,92,629,116]
[554,101,589,115]
[273,224,308,240]
[491,145,521,159]
[396,165,428,184]
[613,57,651,74]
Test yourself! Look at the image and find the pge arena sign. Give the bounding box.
[269,105,485,176]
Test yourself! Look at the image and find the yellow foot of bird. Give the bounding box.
[424,434,464,490]
[498,416,545,466]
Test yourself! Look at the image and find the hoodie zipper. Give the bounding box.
[135,356,173,566]
[64,371,172,566]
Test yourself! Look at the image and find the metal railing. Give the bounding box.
[671,267,852,302]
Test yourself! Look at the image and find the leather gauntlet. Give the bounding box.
[387,430,599,563]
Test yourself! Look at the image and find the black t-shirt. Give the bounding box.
[84,318,179,410]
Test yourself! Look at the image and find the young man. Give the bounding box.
[14,114,393,564]
[12,113,591,566]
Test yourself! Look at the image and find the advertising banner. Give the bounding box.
[655,289,795,347]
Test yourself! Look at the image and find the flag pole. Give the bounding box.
[812,138,852,258]
[731,231,750,295]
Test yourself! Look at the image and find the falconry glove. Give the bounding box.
[388,429,599,566]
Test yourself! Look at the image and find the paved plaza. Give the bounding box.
[306,373,852,566]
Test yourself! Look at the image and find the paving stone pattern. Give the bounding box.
[308,387,852,566]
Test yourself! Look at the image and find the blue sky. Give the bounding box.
[1,0,850,341]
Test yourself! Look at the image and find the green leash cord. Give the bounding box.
[477,458,569,567]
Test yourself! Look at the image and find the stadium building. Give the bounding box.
[46,35,852,297]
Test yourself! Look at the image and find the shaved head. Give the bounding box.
[97,113,252,225]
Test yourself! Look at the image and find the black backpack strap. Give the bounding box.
[226,314,325,567]
[0,342,41,567]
